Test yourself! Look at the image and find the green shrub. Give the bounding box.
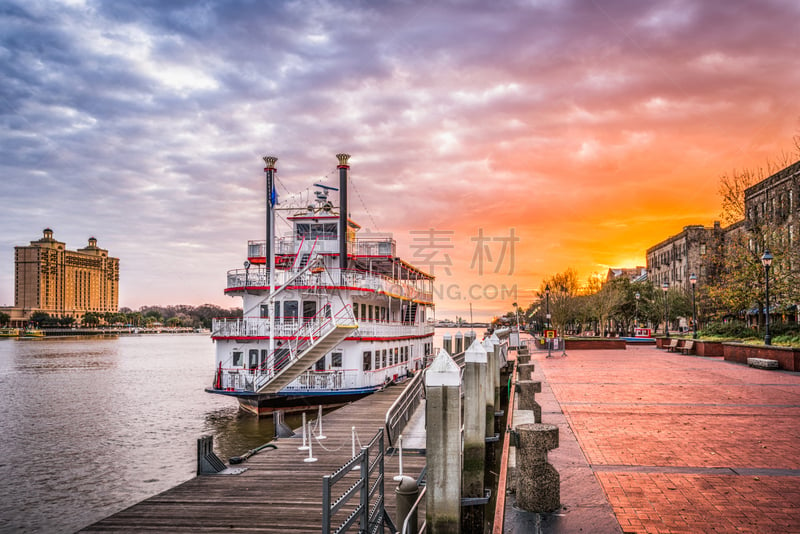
[699,321,755,339]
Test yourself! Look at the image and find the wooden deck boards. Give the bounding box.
[82,381,426,533]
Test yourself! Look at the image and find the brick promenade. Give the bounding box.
[536,345,800,533]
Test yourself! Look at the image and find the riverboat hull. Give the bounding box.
[205,385,382,416]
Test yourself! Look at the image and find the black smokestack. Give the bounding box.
[337,153,350,271]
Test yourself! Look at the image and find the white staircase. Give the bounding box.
[254,315,357,394]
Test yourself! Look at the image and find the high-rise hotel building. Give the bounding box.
[12,228,119,322]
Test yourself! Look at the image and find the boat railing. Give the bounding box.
[212,317,307,338]
[225,267,433,302]
[353,321,434,338]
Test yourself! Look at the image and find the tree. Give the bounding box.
[540,268,581,334]
[0,311,9,326]
[82,312,101,326]
[29,311,59,327]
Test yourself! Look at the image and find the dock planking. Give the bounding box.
[82,380,427,533]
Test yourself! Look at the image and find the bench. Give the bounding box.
[747,358,779,370]
[665,338,679,352]
[680,340,695,355]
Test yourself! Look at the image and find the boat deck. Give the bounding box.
[81,380,426,533]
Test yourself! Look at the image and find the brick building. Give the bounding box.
[645,222,726,292]
[744,159,799,248]
[5,229,119,325]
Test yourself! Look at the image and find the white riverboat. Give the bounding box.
[206,154,435,415]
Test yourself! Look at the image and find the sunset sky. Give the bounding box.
[2,0,799,320]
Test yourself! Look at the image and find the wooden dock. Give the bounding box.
[82,381,426,533]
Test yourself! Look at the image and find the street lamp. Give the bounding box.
[634,292,640,332]
[661,281,669,338]
[689,273,697,339]
[243,260,251,291]
[545,284,551,329]
[761,250,773,346]
[545,284,551,357]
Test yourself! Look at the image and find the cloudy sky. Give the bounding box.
[2,0,799,320]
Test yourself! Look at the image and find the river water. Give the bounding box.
[0,334,283,533]
[0,330,469,533]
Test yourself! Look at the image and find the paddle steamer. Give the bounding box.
[207,154,435,415]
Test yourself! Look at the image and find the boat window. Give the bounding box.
[260,349,268,367]
[297,223,338,240]
[315,357,325,371]
[394,348,399,365]
[284,301,299,321]
[361,304,367,321]
[249,349,258,370]
[303,300,316,322]
[368,305,373,322]
[382,349,387,368]
[232,351,243,366]
[331,352,342,368]
[260,304,270,318]
[353,304,359,320]
[363,351,372,371]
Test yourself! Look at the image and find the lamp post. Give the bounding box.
[689,273,697,339]
[545,284,551,329]
[661,281,669,338]
[243,260,251,292]
[761,250,773,346]
[634,292,640,333]
[545,284,551,357]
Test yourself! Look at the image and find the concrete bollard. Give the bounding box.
[517,362,535,381]
[464,330,476,349]
[396,475,420,534]
[516,351,531,364]
[425,348,461,533]
[516,380,542,423]
[482,338,496,439]
[515,423,560,512]
[443,334,452,355]
[462,339,487,532]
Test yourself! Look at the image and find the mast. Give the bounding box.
[263,156,278,361]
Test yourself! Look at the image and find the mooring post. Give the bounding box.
[425,348,462,533]
[516,380,543,423]
[489,334,502,425]
[482,338,496,439]
[517,362,535,381]
[396,476,420,534]
[443,333,452,355]
[464,330,476,349]
[455,331,463,354]
[462,339,488,532]
[515,423,560,512]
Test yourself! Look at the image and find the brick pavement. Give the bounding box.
[536,345,800,534]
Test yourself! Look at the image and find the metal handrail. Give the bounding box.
[384,370,425,448]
